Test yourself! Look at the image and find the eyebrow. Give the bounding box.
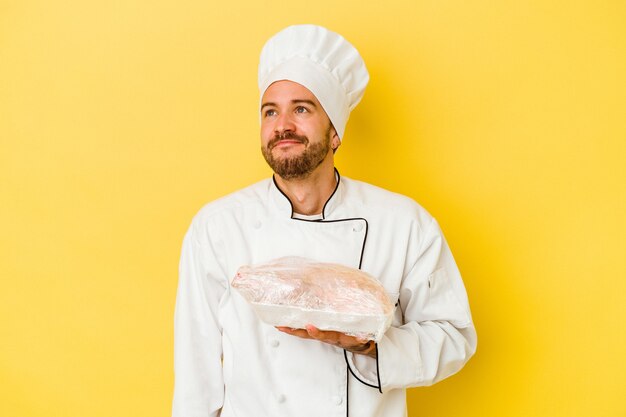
[260,99,318,111]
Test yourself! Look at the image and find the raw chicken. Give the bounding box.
[232,256,394,341]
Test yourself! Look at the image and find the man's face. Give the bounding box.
[260,80,337,180]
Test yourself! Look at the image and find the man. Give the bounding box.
[173,25,476,417]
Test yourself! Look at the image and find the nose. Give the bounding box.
[274,112,296,135]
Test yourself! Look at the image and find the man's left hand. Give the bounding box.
[276,324,377,358]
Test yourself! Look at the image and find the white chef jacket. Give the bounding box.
[173,171,476,417]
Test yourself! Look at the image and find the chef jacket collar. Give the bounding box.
[270,168,343,220]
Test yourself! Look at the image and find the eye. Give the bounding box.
[264,109,277,118]
[295,106,308,114]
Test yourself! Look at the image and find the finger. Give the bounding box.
[305,324,322,338]
[275,326,293,332]
[305,325,341,343]
[276,326,312,339]
[305,325,355,347]
[299,325,368,349]
[340,335,369,349]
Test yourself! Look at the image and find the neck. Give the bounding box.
[274,158,337,216]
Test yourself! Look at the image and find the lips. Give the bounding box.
[273,139,304,148]
[268,133,308,150]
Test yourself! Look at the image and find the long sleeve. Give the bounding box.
[347,217,477,390]
[172,219,228,417]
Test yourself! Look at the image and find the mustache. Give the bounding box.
[268,132,309,150]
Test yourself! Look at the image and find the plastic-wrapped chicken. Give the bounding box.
[232,256,394,342]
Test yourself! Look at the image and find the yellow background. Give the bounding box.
[1,1,625,416]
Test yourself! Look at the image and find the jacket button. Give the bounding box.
[277,394,286,403]
[254,220,262,229]
[270,339,280,347]
[332,396,343,405]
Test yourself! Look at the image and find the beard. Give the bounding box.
[261,127,332,180]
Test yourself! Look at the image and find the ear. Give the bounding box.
[331,128,341,151]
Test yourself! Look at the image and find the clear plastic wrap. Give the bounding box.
[232,256,394,342]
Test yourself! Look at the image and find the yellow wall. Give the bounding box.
[1,1,625,416]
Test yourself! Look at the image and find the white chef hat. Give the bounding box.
[258,24,369,140]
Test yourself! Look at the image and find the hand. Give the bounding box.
[276,324,377,358]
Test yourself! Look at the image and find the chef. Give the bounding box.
[172,24,477,417]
